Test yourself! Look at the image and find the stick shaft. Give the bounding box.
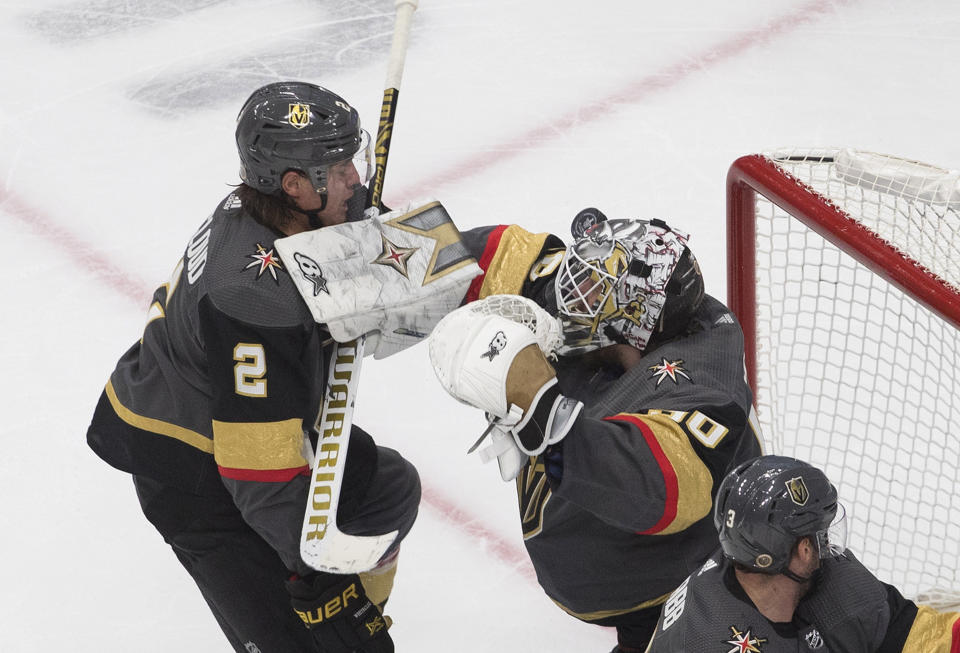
[367,0,418,209]
[300,0,419,573]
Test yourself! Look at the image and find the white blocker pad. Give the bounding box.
[275,201,481,358]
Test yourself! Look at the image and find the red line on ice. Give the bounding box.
[0,186,152,307]
[0,0,847,574]
[395,0,848,202]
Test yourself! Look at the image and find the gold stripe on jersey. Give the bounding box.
[212,418,308,470]
[630,413,714,535]
[477,226,551,299]
[105,379,214,453]
[552,588,673,621]
[902,605,960,652]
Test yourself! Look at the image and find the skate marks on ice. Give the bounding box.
[21,0,405,116]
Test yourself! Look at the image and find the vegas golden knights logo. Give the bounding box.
[517,459,551,539]
[288,103,311,129]
[785,476,810,506]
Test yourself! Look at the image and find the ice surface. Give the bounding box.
[2,0,960,650]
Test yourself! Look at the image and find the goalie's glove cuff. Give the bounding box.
[475,385,582,482]
[287,573,394,653]
[513,380,582,456]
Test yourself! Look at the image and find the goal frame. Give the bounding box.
[726,152,960,392]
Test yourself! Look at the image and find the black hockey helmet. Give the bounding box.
[554,212,705,355]
[714,455,844,574]
[235,81,372,196]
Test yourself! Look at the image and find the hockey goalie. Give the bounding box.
[429,210,763,652]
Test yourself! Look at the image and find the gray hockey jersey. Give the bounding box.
[521,295,762,619]
[647,549,937,652]
[87,192,419,576]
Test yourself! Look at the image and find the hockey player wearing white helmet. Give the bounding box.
[431,209,764,651]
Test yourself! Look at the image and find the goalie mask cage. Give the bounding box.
[727,148,960,605]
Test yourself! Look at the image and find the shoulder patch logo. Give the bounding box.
[698,557,719,575]
[649,358,692,386]
[725,626,766,652]
[803,628,824,649]
[244,243,284,283]
[288,103,311,129]
[371,233,418,278]
[293,252,329,296]
[785,476,810,505]
[223,193,242,211]
[714,312,735,326]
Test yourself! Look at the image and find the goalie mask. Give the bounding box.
[235,81,374,198]
[714,455,847,575]
[554,217,704,355]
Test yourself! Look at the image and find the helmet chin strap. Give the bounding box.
[781,566,822,585]
[304,192,328,229]
[302,184,366,229]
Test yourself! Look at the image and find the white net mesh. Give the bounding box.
[746,148,960,602]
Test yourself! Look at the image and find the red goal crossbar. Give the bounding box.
[726,153,960,393]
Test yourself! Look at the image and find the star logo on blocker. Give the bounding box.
[725,625,766,653]
[648,358,692,386]
[372,233,418,278]
[244,243,284,282]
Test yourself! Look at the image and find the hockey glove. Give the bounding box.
[429,300,583,478]
[287,572,393,653]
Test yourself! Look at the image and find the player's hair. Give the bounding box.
[232,180,301,231]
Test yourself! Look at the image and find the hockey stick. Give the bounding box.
[368,0,419,211]
[299,0,419,574]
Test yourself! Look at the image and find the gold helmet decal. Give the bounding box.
[288,103,311,129]
[785,476,810,506]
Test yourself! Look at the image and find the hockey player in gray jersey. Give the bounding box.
[645,455,960,652]
[429,212,764,651]
[87,82,420,652]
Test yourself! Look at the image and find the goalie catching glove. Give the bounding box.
[429,295,583,480]
[287,572,393,653]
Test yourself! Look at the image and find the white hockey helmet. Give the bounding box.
[554,215,704,355]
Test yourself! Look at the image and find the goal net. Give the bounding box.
[726,148,960,606]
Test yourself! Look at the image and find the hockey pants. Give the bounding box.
[132,437,420,652]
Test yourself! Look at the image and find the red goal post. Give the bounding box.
[726,148,960,606]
